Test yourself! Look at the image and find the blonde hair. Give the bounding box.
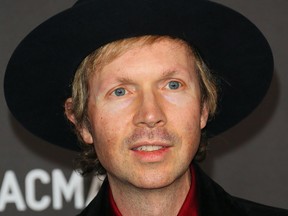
[69,35,218,175]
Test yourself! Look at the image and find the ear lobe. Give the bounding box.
[64,98,94,144]
[200,103,209,129]
[79,127,94,144]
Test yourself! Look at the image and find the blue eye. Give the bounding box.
[168,81,181,90]
[113,87,126,96]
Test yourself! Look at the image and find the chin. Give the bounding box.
[131,168,188,190]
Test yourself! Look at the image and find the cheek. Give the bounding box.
[185,121,202,143]
[90,110,130,171]
[164,91,201,112]
[182,121,202,160]
[89,106,128,151]
[167,95,202,128]
[168,99,202,150]
[91,116,118,164]
[92,114,117,145]
[90,98,134,140]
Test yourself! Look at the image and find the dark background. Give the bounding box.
[1,0,287,215]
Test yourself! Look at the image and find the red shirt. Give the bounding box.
[109,166,198,216]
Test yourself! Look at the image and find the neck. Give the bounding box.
[108,169,191,216]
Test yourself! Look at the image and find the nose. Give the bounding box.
[133,90,167,128]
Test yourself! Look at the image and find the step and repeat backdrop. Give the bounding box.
[1,0,287,215]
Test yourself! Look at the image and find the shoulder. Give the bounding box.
[193,163,288,216]
[235,197,288,216]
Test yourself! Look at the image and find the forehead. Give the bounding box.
[86,36,195,77]
[100,38,195,75]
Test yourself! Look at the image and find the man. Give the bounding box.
[4,0,288,215]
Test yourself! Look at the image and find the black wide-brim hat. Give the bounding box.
[4,0,273,151]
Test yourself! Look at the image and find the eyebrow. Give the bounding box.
[161,70,179,78]
[116,76,133,84]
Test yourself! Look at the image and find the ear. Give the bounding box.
[64,98,94,144]
[200,102,209,129]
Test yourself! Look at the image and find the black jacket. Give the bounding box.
[78,164,288,216]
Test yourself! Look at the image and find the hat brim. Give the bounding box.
[4,0,273,151]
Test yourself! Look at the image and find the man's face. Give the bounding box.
[82,39,208,189]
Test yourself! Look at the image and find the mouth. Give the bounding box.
[130,142,171,162]
[132,145,167,152]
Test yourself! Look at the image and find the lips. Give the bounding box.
[130,142,171,162]
[132,145,165,151]
[130,141,171,152]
